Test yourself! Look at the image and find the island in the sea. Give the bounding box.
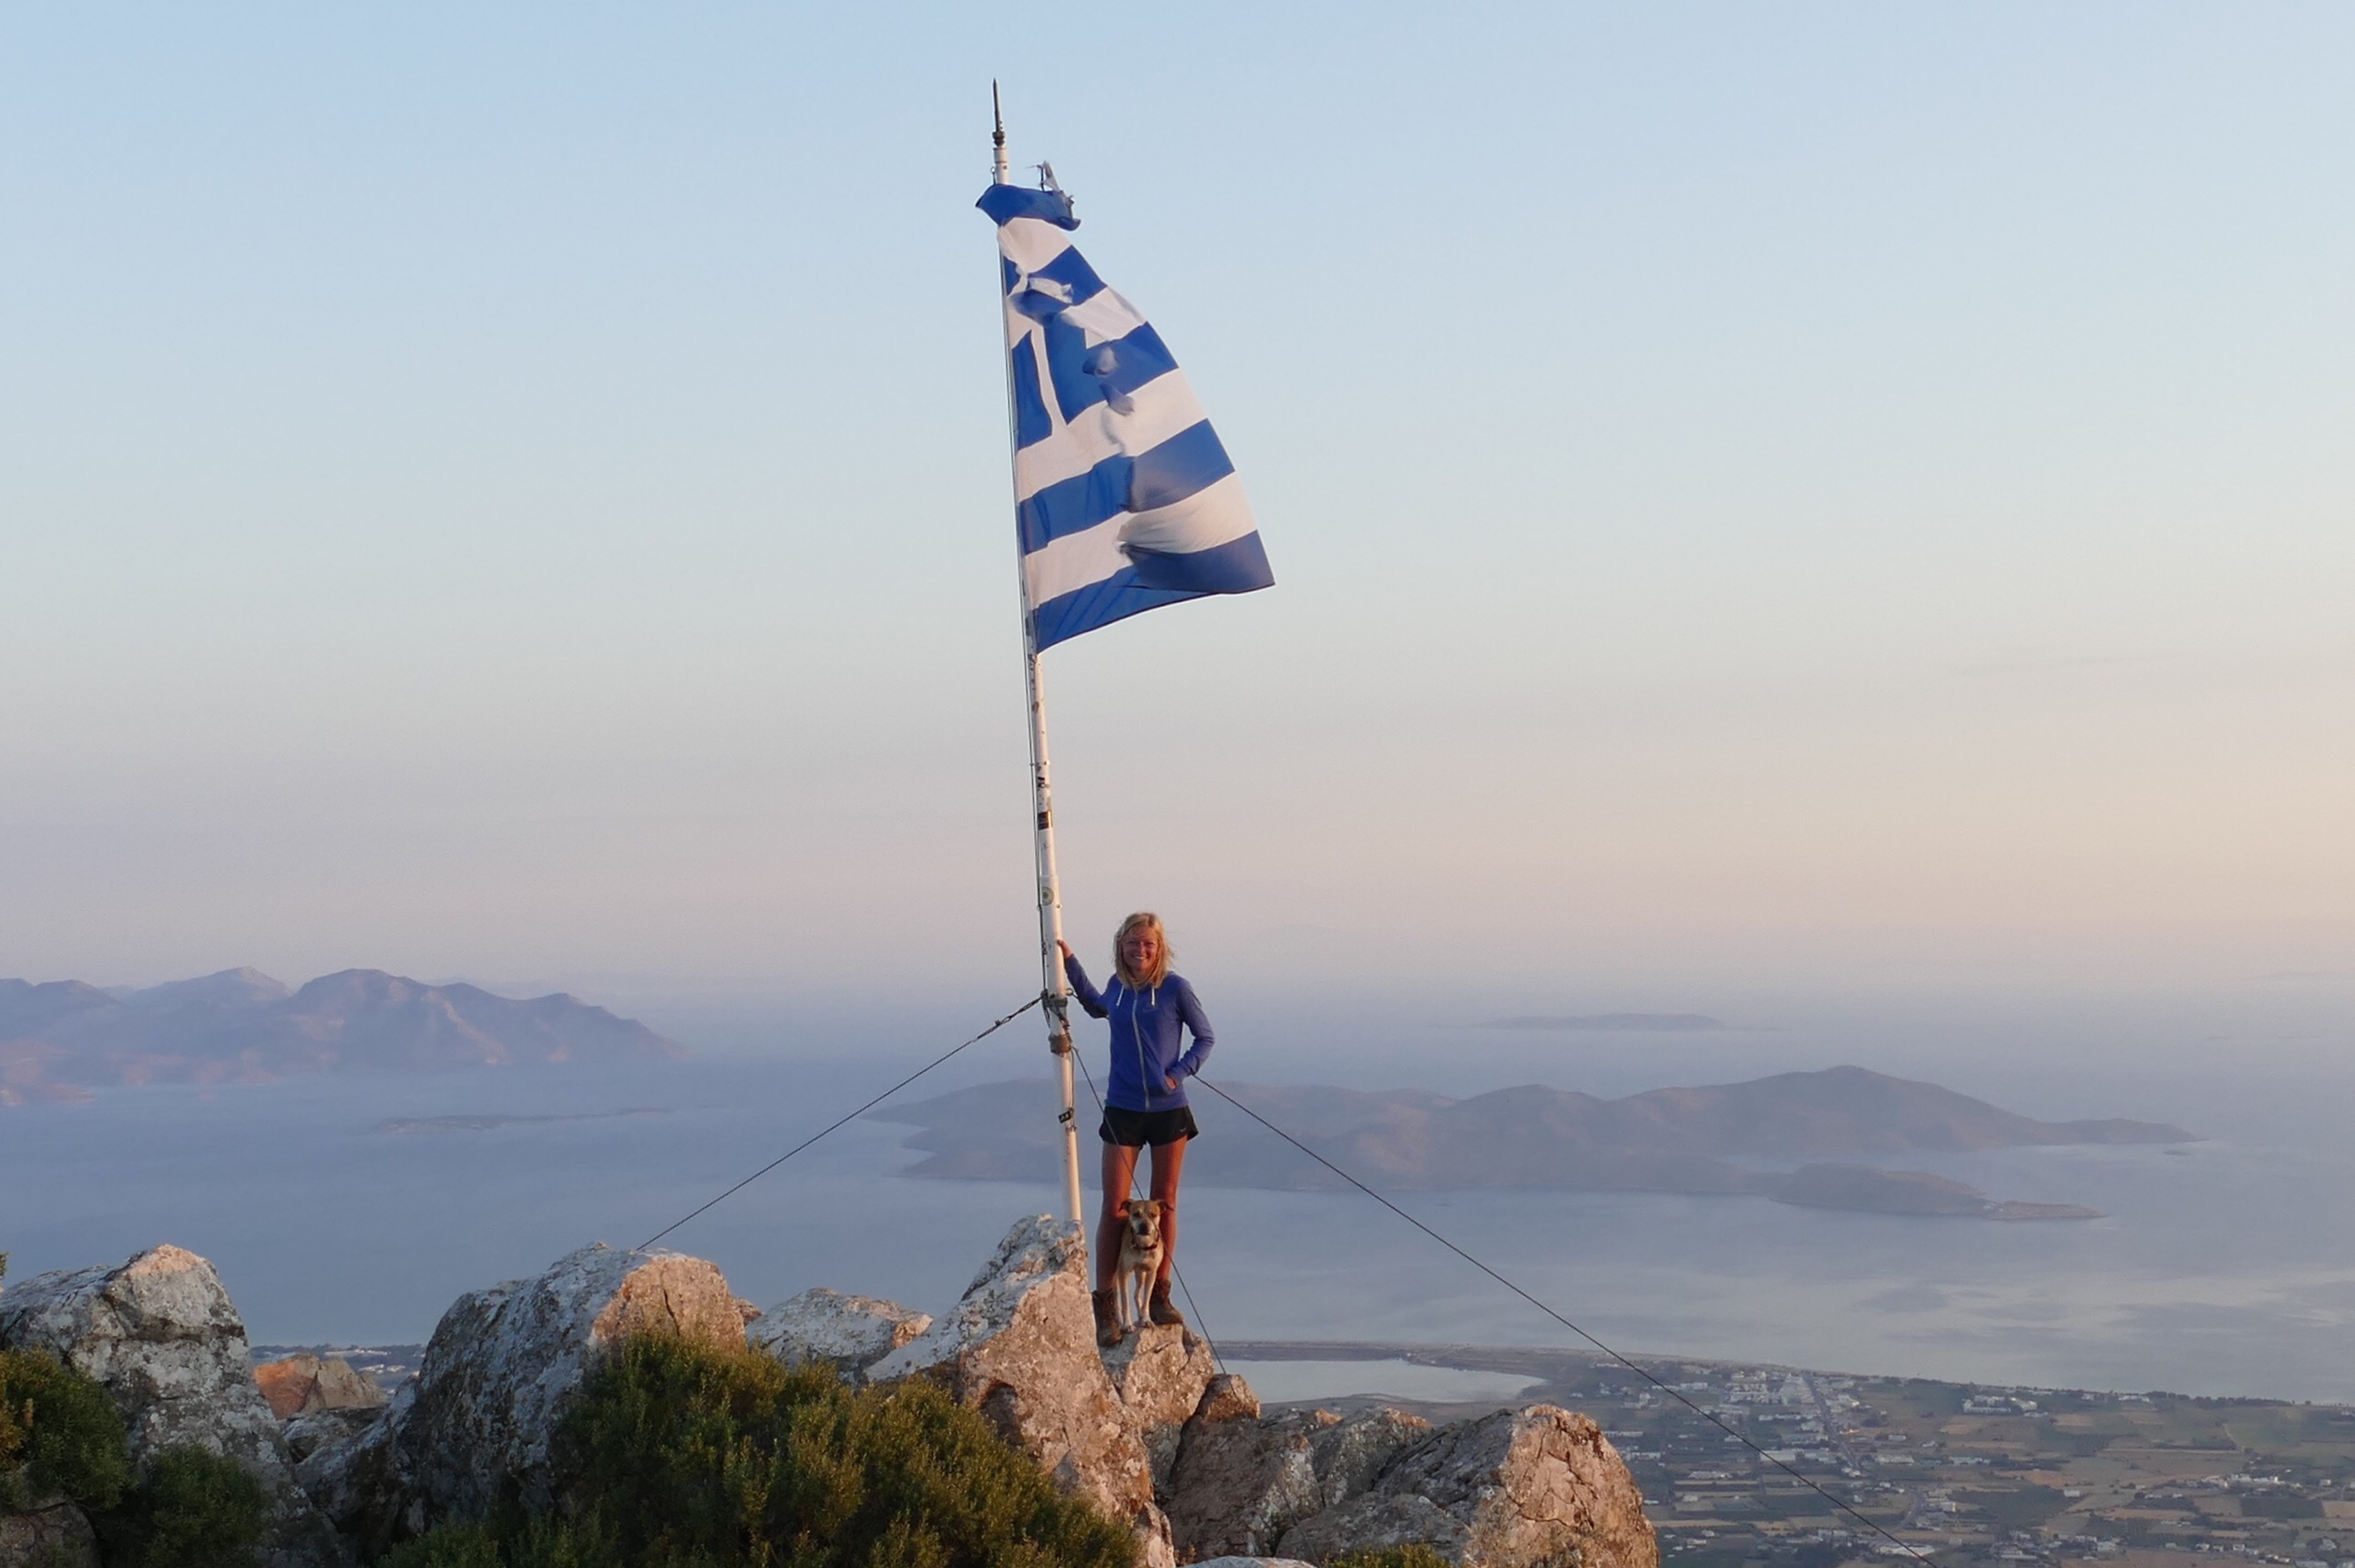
[873,1065,2192,1220]
[0,966,682,1102]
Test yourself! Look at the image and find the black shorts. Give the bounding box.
[1098,1104,1200,1148]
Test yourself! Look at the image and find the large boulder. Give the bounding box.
[1101,1323,1218,1490]
[300,1242,746,1557]
[0,1494,100,1568]
[1162,1394,1428,1558]
[0,1245,343,1568]
[256,1354,387,1421]
[1278,1405,1654,1568]
[748,1287,930,1380]
[1163,1408,1324,1560]
[872,1215,1173,1568]
[1308,1407,1432,1508]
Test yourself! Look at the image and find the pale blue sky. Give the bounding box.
[4,5,2350,1003]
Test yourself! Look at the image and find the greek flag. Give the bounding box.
[980,179,1274,651]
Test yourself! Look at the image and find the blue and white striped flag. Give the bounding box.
[979,180,1274,651]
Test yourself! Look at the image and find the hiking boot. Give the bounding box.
[1092,1286,1121,1347]
[1148,1283,1185,1328]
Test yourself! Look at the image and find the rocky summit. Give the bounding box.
[1,1221,1657,1568]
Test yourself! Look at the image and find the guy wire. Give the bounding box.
[634,993,1042,1252]
[1193,1074,1932,1562]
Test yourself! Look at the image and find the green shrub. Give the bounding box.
[393,1336,1136,1568]
[1326,1548,1455,1568]
[0,1348,267,1567]
[0,1348,132,1512]
[96,1444,268,1568]
[384,1523,507,1568]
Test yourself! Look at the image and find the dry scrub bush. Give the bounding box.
[387,1336,1137,1568]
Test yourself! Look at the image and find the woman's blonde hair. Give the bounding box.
[1112,911,1172,989]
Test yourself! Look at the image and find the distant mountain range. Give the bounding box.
[873,1066,2197,1221]
[0,968,683,1103]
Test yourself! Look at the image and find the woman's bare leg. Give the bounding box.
[1096,1142,1142,1291]
[1147,1135,1188,1288]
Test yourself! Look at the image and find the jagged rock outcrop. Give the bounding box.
[872,1214,1174,1568]
[1101,1323,1219,1489]
[1278,1405,1654,1568]
[1164,1407,1325,1559]
[800,1225,1643,1568]
[1161,1388,1433,1559]
[1191,1372,1263,1427]
[256,1353,387,1420]
[300,1242,743,1557]
[0,1494,100,1568]
[1307,1407,1433,1508]
[0,1245,343,1568]
[749,1287,930,1379]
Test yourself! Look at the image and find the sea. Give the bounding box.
[3,979,2350,1404]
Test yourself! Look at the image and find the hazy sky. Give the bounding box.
[5,5,2350,1003]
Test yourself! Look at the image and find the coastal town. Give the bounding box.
[1226,1342,2355,1568]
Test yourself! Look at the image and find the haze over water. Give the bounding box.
[6,979,2349,1404]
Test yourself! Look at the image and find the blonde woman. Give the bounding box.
[1056,912,1213,1346]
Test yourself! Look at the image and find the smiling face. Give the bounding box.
[1113,913,1170,986]
[1121,925,1160,977]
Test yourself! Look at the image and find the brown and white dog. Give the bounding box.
[1112,1198,1166,1337]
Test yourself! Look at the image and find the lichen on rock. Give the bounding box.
[0,1244,343,1568]
[748,1286,930,1380]
[1307,1406,1432,1508]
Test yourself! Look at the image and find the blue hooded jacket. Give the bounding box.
[1061,954,1214,1112]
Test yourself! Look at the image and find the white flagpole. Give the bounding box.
[992,88,1088,1239]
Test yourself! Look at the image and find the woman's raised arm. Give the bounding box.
[1056,938,1110,1018]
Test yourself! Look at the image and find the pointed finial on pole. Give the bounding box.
[991,80,1010,185]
